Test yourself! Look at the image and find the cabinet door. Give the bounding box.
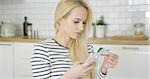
[128,0,146,5]
[149,46,150,79]
[14,42,35,79]
[0,42,13,79]
[93,44,149,79]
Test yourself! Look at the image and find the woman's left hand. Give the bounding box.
[100,52,119,74]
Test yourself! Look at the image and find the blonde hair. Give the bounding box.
[55,0,95,79]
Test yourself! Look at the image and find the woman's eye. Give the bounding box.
[74,21,79,23]
[83,22,86,24]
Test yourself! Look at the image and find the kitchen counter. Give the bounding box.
[0,37,150,45]
[0,36,46,42]
[88,37,150,45]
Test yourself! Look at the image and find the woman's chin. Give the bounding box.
[71,35,80,39]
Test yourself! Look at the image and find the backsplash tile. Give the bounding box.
[0,0,149,38]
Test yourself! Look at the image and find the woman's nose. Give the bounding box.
[78,24,84,31]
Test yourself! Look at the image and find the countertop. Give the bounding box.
[0,36,46,42]
[88,37,150,45]
[0,37,150,45]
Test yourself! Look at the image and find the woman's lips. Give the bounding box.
[75,32,81,36]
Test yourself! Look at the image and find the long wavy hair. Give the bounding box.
[55,0,95,79]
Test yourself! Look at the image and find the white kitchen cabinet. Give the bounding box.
[13,42,35,79]
[93,44,150,79]
[128,0,146,5]
[0,42,13,79]
[149,50,150,79]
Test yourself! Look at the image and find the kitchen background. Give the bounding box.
[0,0,150,38]
[0,0,150,79]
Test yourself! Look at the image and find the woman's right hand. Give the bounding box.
[60,57,96,79]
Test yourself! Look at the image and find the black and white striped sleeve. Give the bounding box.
[87,43,107,79]
[88,43,94,54]
[31,43,51,79]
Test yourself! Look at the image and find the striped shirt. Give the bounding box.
[31,38,106,79]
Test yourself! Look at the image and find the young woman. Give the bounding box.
[31,0,119,79]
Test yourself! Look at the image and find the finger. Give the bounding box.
[83,57,96,67]
[82,73,88,76]
[92,62,96,67]
[83,71,90,76]
[108,60,118,68]
[84,61,96,72]
[105,55,119,63]
[109,53,119,59]
[108,56,119,62]
[90,57,97,62]
[77,61,84,64]
[109,57,119,64]
[103,52,110,56]
[84,64,95,72]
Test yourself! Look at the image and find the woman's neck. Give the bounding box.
[54,31,70,48]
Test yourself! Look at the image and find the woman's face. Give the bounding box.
[60,6,88,39]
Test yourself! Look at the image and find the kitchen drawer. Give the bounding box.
[93,44,150,54]
[14,42,35,59]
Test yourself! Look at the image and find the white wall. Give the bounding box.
[0,0,149,38]
[146,1,150,37]
[0,0,57,38]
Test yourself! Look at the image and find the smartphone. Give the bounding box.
[97,48,109,56]
[86,48,109,61]
[92,48,109,59]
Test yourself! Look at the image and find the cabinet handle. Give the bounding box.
[122,47,139,50]
[0,44,11,46]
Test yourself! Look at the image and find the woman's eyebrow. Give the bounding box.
[74,18,86,21]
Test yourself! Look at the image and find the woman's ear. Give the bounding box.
[56,20,62,33]
[58,19,62,25]
[58,18,65,25]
